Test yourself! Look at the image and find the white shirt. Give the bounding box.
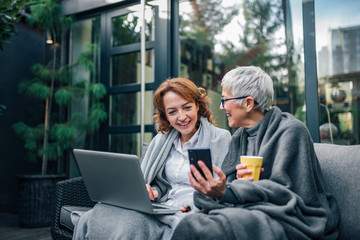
[163,125,201,208]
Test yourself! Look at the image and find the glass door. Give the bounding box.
[104,5,157,155]
[68,0,172,177]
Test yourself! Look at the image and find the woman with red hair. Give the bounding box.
[73,77,231,240]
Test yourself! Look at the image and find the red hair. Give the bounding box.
[153,77,214,133]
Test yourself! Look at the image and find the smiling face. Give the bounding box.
[220,86,247,128]
[163,91,199,143]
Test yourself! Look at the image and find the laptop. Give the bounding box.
[73,149,181,215]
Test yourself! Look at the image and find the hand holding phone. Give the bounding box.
[188,148,213,180]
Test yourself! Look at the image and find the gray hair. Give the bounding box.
[221,66,274,112]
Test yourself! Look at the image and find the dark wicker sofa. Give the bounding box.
[50,177,96,240]
[50,143,360,240]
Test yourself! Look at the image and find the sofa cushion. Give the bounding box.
[314,143,360,240]
[60,205,92,231]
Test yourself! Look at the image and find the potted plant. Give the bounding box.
[12,0,107,227]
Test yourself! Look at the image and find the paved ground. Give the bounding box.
[0,212,52,240]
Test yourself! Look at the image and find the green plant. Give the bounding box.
[12,0,107,175]
[13,43,107,175]
[0,0,30,50]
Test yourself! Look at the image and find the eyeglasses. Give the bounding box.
[220,96,258,108]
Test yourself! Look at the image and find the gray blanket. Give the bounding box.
[72,117,231,240]
[172,107,340,240]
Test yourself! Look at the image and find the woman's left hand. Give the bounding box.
[235,164,264,181]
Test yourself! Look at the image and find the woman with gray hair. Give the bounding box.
[221,65,273,113]
[172,66,340,240]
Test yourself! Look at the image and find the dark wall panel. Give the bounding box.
[0,22,44,212]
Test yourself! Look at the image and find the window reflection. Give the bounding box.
[71,16,101,150]
[111,9,154,47]
[110,91,153,126]
[111,50,153,86]
[315,0,360,145]
[110,132,153,156]
[179,0,305,130]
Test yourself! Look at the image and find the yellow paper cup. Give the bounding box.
[240,156,263,181]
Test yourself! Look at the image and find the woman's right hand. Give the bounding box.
[146,184,158,200]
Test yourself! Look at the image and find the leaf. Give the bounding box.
[0,0,12,8]
[24,140,37,151]
[25,82,51,100]
[85,103,108,132]
[12,122,44,162]
[30,63,54,84]
[75,44,99,73]
[12,122,28,136]
[90,83,107,99]
[71,81,87,96]
[39,142,61,161]
[54,88,73,105]
[52,124,78,148]
[56,65,73,84]
[13,122,44,141]
[0,0,29,50]
[27,0,62,30]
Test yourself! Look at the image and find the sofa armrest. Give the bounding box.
[314,143,360,240]
[50,177,96,240]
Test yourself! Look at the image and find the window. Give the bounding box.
[315,0,360,144]
[179,0,305,131]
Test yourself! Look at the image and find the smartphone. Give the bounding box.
[188,148,213,179]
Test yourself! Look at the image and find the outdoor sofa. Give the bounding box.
[50,143,360,240]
